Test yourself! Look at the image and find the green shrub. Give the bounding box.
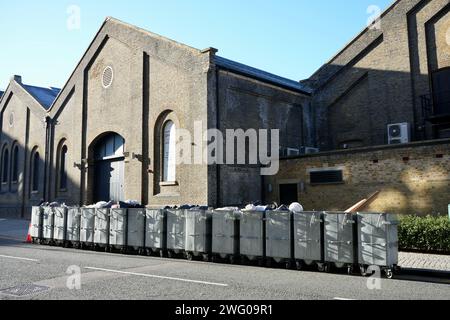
[398,215,450,253]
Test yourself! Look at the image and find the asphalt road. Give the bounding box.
[0,219,449,300]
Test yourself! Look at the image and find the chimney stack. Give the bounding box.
[11,75,22,83]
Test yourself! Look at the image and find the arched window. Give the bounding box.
[59,145,68,190]
[31,150,40,192]
[2,147,9,184]
[11,144,19,183]
[162,121,176,182]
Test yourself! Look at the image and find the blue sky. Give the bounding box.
[0,0,393,90]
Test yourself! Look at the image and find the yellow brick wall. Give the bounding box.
[265,140,450,216]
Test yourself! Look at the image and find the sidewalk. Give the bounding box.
[399,252,450,273]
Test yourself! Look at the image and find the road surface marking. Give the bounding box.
[0,254,39,262]
[85,267,229,287]
[334,297,356,301]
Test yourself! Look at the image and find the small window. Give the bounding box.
[11,145,19,183]
[310,170,343,185]
[59,145,68,190]
[2,148,9,184]
[32,151,40,192]
[162,121,176,182]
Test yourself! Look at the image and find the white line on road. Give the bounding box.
[85,267,229,287]
[333,297,356,301]
[0,254,39,262]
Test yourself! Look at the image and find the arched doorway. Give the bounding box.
[91,133,125,203]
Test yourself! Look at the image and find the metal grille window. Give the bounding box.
[310,170,343,185]
[102,66,114,88]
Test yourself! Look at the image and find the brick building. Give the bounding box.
[0,0,449,217]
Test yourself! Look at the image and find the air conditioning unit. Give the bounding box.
[280,147,301,157]
[304,147,320,154]
[286,148,300,156]
[388,123,411,145]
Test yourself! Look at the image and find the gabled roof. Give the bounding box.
[20,84,60,110]
[215,56,312,95]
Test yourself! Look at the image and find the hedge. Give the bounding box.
[398,215,450,254]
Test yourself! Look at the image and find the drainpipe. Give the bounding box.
[43,116,52,202]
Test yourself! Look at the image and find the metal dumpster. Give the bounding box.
[357,213,399,278]
[293,211,324,270]
[145,209,167,257]
[66,208,81,247]
[166,209,186,258]
[185,209,212,261]
[80,208,95,248]
[211,210,240,263]
[324,212,356,274]
[94,209,110,250]
[239,210,266,266]
[109,208,127,253]
[42,207,55,245]
[266,210,293,268]
[53,207,68,246]
[30,207,43,243]
[127,208,146,254]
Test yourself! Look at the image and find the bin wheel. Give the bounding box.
[385,269,394,279]
[347,266,354,275]
[202,254,210,262]
[394,265,402,275]
[285,261,293,270]
[186,253,194,261]
[296,261,303,271]
[360,265,368,277]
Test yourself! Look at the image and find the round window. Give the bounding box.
[102,66,114,88]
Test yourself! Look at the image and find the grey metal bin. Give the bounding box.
[30,207,43,243]
[94,209,110,250]
[323,212,356,274]
[166,209,186,258]
[109,208,127,253]
[211,210,240,263]
[145,209,167,257]
[185,209,212,261]
[42,207,55,245]
[357,213,399,279]
[127,208,146,254]
[239,210,266,266]
[293,211,324,271]
[66,208,81,248]
[80,208,96,248]
[53,207,68,246]
[266,210,293,268]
